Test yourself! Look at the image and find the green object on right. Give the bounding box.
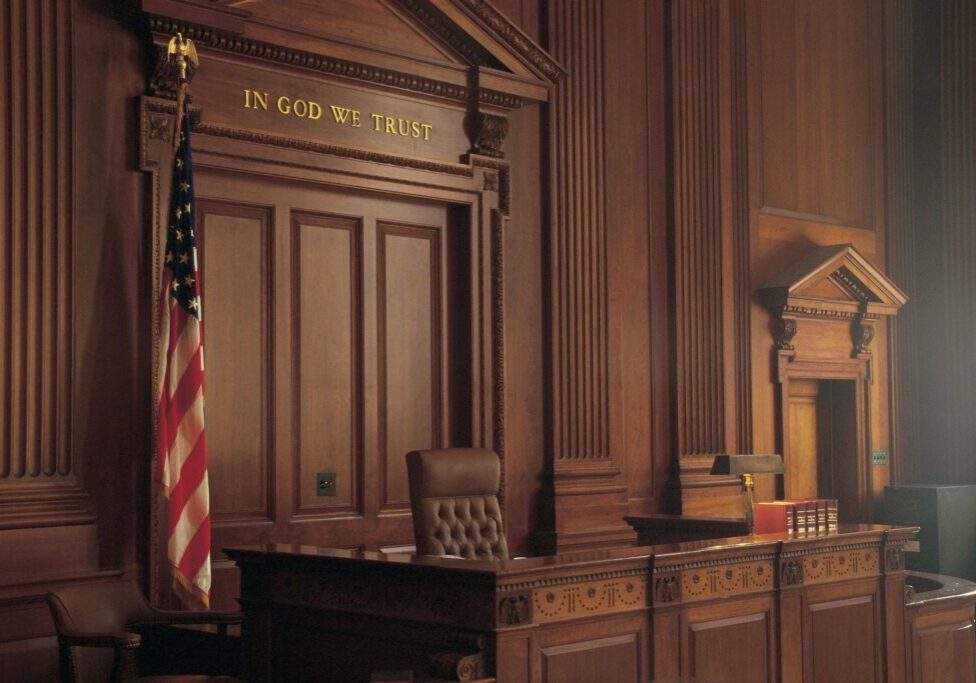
[877,484,976,581]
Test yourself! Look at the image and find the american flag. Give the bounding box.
[155,101,211,608]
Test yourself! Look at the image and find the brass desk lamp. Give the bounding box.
[709,454,785,533]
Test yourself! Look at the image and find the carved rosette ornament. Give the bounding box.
[465,112,509,158]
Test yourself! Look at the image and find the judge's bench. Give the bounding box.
[226,524,923,682]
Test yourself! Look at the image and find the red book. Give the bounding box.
[753,502,797,534]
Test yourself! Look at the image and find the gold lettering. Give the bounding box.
[330,105,352,124]
[243,89,269,111]
[293,99,308,117]
[421,123,432,141]
[308,101,322,120]
[385,116,396,134]
[351,110,361,127]
[397,118,410,136]
[276,96,292,115]
[410,121,421,138]
[371,113,384,131]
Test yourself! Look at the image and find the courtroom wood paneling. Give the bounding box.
[687,608,773,683]
[937,0,976,484]
[671,0,735,460]
[804,585,882,683]
[543,0,635,550]
[540,633,640,683]
[293,212,362,515]
[757,0,881,229]
[198,202,273,520]
[883,0,917,484]
[745,0,893,511]
[908,602,976,683]
[377,222,443,510]
[0,0,83,521]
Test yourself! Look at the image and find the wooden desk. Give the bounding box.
[226,525,916,683]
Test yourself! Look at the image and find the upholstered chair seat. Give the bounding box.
[406,448,509,561]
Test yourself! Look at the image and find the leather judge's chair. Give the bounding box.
[46,579,241,682]
[406,448,509,560]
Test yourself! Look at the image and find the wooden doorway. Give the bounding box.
[785,378,859,522]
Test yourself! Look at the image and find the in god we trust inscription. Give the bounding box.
[242,88,434,141]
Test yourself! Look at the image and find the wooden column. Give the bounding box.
[544,0,632,550]
[669,0,750,516]
[0,0,93,532]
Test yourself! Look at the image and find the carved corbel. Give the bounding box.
[774,316,799,351]
[780,558,803,586]
[654,575,680,603]
[497,592,531,625]
[465,111,509,158]
[851,314,876,357]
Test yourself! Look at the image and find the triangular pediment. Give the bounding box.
[143,0,563,103]
[760,244,908,317]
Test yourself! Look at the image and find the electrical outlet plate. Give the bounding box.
[871,450,888,465]
[317,471,337,496]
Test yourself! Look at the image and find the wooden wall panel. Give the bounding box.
[806,593,880,683]
[199,203,272,520]
[688,612,770,683]
[377,223,442,510]
[758,0,876,228]
[295,212,362,514]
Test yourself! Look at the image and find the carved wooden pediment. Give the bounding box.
[760,244,907,355]
[760,244,907,319]
[141,0,564,106]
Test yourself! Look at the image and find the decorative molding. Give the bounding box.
[146,15,470,104]
[147,115,172,143]
[478,88,523,110]
[490,209,506,501]
[195,120,475,177]
[801,548,879,585]
[502,566,649,593]
[531,576,648,623]
[451,0,567,81]
[680,561,774,602]
[395,0,500,69]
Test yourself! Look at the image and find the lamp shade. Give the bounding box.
[709,454,785,476]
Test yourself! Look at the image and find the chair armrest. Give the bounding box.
[58,630,142,649]
[133,610,243,627]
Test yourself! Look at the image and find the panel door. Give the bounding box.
[192,169,469,608]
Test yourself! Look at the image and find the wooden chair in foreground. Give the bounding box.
[406,447,508,560]
[47,579,241,682]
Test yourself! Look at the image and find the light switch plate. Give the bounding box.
[871,450,888,465]
[317,472,337,496]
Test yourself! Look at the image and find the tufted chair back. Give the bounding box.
[406,448,509,560]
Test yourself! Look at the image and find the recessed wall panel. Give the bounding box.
[198,202,271,519]
[378,223,440,510]
[295,212,362,513]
